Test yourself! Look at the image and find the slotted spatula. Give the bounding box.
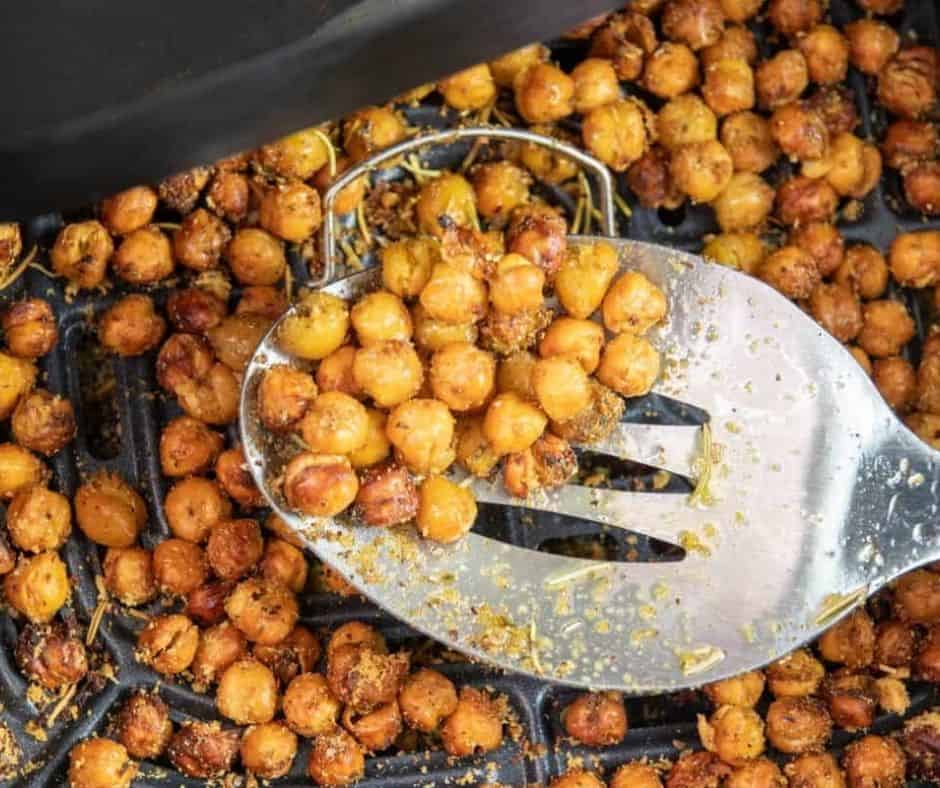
[240,127,940,692]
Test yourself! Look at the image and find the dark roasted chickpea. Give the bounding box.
[137,614,199,674]
[756,50,809,111]
[766,649,825,697]
[583,99,653,171]
[15,622,87,689]
[874,357,916,410]
[920,350,940,415]
[627,147,684,209]
[168,721,239,779]
[823,671,877,731]
[894,568,940,622]
[225,577,299,645]
[284,672,342,736]
[11,389,75,456]
[809,283,863,343]
[480,306,553,355]
[205,518,263,581]
[702,25,758,65]
[343,106,407,162]
[253,624,320,685]
[797,25,849,84]
[6,485,70,552]
[818,609,875,667]
[116,692,173,760]
[857,300,916,358]
[328,643,409,714]
[667,751,732,788]
[351,462,417,528]
[836,245,889,299]
[784,753,846,788]
[50,220,113,289]
[790,222,844,277]
[258,126,330,178]
[505,203,568,280]
[0,352,36,420]
[699,704,765,765]
[671,139,734,202]
[771,103,829,161]
[644,43,700,99]
[658,94,719,151]
[191,620,246,684]
[899,711,940,782]
[236,285,287,320]
[307,728,365,787]
[239,721,297,779]
[416,474,477,543]
[165,287,225,335]
[216,658,278,724]
[104,547,157,606]
[513,63,574,123]
[283,452,359,517]
[172,208,231,271]
[111,226,174,284]
[206,169,250,223]
[490,42,548,86]
[768,0,822,35]
[775,176,839,226]
[342,701,403,751]
[0,443,47,500]
[703,58,755,116]
[156,332,214,392]
[2,299,56,359]
[215,445,264,508]
[563,691,628,746]
[917,624,940,680]
[257,365,317,433]
[159,416,224,478]
[843,735,906,788]
[591,11,657,79]
[875,619,916,667]
[878,47,940,120]
[845,20,899,76]
[259,181,322,243]
[153,538,208,595]
[766,697,832,754]
[806,86,860,136]
[68,738,138,788]
[705,670,765,707]
[4,551,67,623]
[98,294,166,358]
[440,687,503,757]
[226,227,285,285]
[439,63,496,111]
[74,471,146,548]
[661,0,725,50]
[882,119,939,170]
[158,166,210,213]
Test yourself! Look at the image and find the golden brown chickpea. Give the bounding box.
[768,0,822,35]
[489,42,549,86]
[496,350,538,400]
[667,751,733,788]
[904,160,940,215]
[98,293,166,358]
[237,285,288,320]
[611,763,665,788]
[878,47,940,120]
[597,333,661,397]
[380,238,439,298]
[882,119,938,170]
[557,243,620,321]
[785,753,846,788]
[257,365,318,433]
[50,220,114,288]
[6,485,70,553]
[259,181,322,243]
[385,398,456,474]
[352,462,418,528]
[919,352,940,415]
[832,245,887,300]
[532,356,592,422]
[328,643,409,713]
[313,153,369,216]
[166,287,226,335]
[0,352,35,421]
[412,303,478,352]
[419,263,488,324]
[226,226,286,285]
[890,230,940,288]
[517,125,580,185]
[661,0,725,49]
[327,620,385,655]
[398,667,458,732]
[809,284,863,343]
[713,173,775,231]
[316,344,364,401]
[583,99,652,171]
[15,620,87,691]
[875,619,916,667]
[216,658,279,724]
[190,619,246,684]
[790,222,844,276]
[439,63,496,111]
[68,738,137,788]
[589,12,657,80]
[917,625,940,680]
[702,25,758,66]
[505,204,567,281]
[137,614,199,674]
[798,25,849,85]
[874,357,916,411]
[111,226,174,284]
[74,471,146,548]
[805,132,867,196]
[719,113,779,175]
[204,518,262,580]
[857,300,916,358]
[351,291,412,346]
[168,721,239,779]
[552,772,606,788]
[771,103,829,161]
[705,670,765,707]
[480,307,552,357]
[159,416,224,477]
[702,232,766,273]
[843,736,906,788]
[100,185,158,235]
[726,759,786,788]
[569,58,620,114]
[283,452,359,517]
[102,547,156,606]
[441,687,503,757]
[181,354,241,414]
[349,408,392,469]
[225,577,299,645]
[760,246,821,299]
[308,728,365,787]
[279,292,350,361]
[156,332,214,391]
[539,318,604,375]
[671,140,734,202]
[2,299,56,359]
[429,342,495,412]
[513,62,575,123]
[703,59,755,116]
[483,392,547,454]
[4,551,67,623]
[894,568,940,622]
[116,692,173,760]
[416,173,478,238]
[644,43,700,99]
[172,208,231,271]
[239,721,297,779]
[11,389,75,456]
[342,701,403,751]
[214,445,264,508]
[153,538,208,595]
[253,625,321,683]
[352,342,424,409]
[206,169,250,223]
[699,704,765,765]
[658,94,719,151]
[0,443,47,500]
[0,221,21,274]
[283,672,342,736]
[489,254,545,316]
[766,697,832,754]
[343,106,407,162]
[158,165,211,213]
[258,126,330,178]
[563,691,628,746]
[455,415,501,477]
[766,649,825,697]
[416,475,477,543]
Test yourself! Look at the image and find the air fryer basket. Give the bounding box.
[2,0,940,784]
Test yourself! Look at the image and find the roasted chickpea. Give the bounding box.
[259,538,309,593]
[611,763,665,788]
[416,475,477,543]
[713,173,775,231]
[413,304,479,352]
[74,471,146,548]
[875,619,916,667]
[349,408,392,469]
[917,624,940,680]
[583,99,652,171]
[307,728,365,787]
[203,518,262,580]
[98,293,166,357]
[159,416,224,477]
[153,538,208,595]
[590,11,658,80]
[216,658,279,724]
[239,722,297,779]
[328,643,409,713]
[380,238,439,298]
[671,140,734,202]
[668,750,733,788]
[776,176,839,225]
[257,365,318,433]
[539,318,604,375]
[857,300,916,358]
[191,621,246,685]
[699,704,765,765]
[259,126,330,178]
[490,43,549,87]
[168,721,239,779]
[889,231,940,288]
[225,577,299,645]
[419,263,488,325]
[627,147,685,209]
[894,568,940,622]
[68,739,137,788]
[874,357,916,410]
[6,485,70,552]
[455,415,501,477]
[156,332,214,392]
[517,125,580,184]
[166,287,226,334]
[429,342,495,412]
[809,284,863,343]
[766,649,825,697]
[760,246,820,300]
[919,350,940,415]
[513,62,575,123]
[806,86,860,136]
[703,58,755,116]
[14,621,87,689]
[284,672,342,736]
[823,672,877,731]
[283,452,359,517]
[116,692,173,760]
[904,161,940,215]
[530,356,591,423]
[705,670,765,707]
[831,245,887,301]
[481,307,555,357]
[717,114,778,176]
[878,47,939,120]
[279,292,349,361]
[398,667,458,732]
[482,392,547,454]
[768,0,822,35]
[882,119,938,170]
[386,398,456,474]
[215,445,264,507]
[11,389,75,456]
[771,103,829,161]
[658,94,719,151]
[766,697,832,754]
[441,687,504,757]
[206,169,250,223]
[552,772,606,788]
[568,58,620,114]
[313,153,368,215]
[0,353,36,420]
[661,0,725,49]
[103,547,157,605]
[2,299,56,359]
[843,736,906,788]
[555,243,619,321]
[644,43,700,99]
[352,341,425,409]
[342,700,403,751]
[351,462,418,528]
[172,208,231,271]
[487,254,544,316]
[597,333,661,397]
[50,220,113,288]
[601,271,666,335]
[158,166,210,213]
[846,22,900,78]
[790,222,844,277]
[702,232,766,273]
[351,292,412,346]
[416,174,478,239]
[259,181,322,243]
[804,132,866,196]
[111,226,174,284]
[796,25,849,85]
[0,443,46,500]
[439,63,496,111]
[312,347,360,402]
[137,614,199,674]
[226,226,286,285]
[784,753,846,788]
[900,711,940,781]
[563,691,628,746]
[99,185,158,235]
[343,106,407,163]
[3,551,67,623]
[237,285,288,320]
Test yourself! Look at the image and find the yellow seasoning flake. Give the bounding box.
[631,628,658,645]
[638,604,657,621]
[593,620,611,634]
[740,623,757,643]
[651,581,670,601]
[678,645,725,676]
[679,530,712,557]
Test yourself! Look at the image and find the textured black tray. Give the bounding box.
[2,2,940,784]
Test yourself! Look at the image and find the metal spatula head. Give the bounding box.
[240,128,940,692]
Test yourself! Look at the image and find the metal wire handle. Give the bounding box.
[316,126,618,287]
